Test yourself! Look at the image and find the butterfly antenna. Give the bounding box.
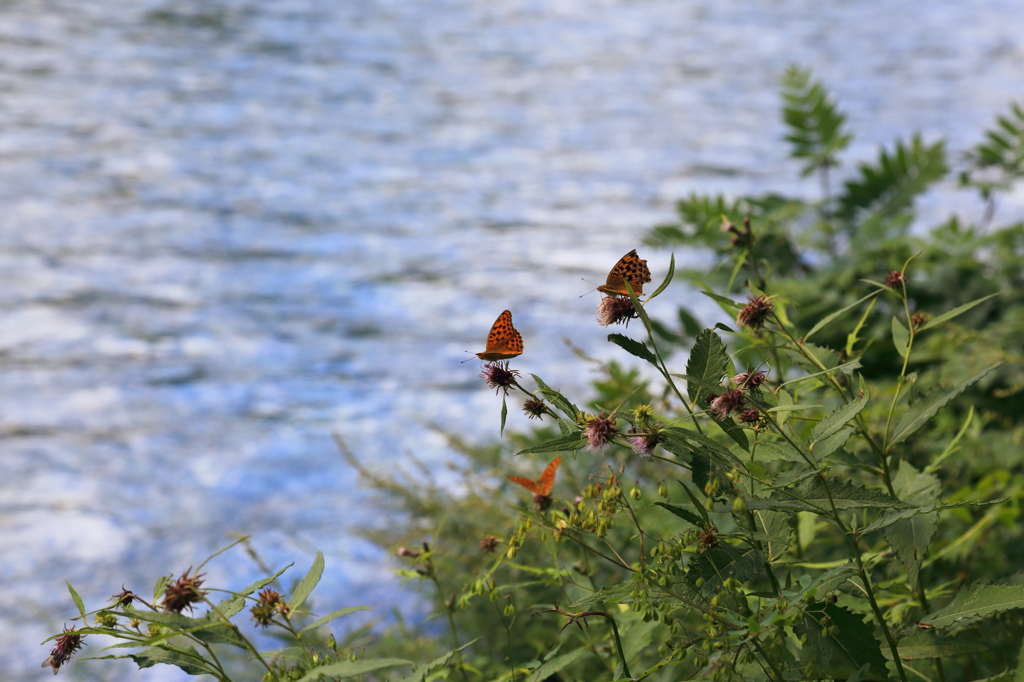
[579,277,599,298]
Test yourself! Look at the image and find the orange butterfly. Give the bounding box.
[508,456,560,510]
[597,249,652,297]
[473,310,524,361]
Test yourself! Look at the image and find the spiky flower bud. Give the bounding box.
[736,295,774,332]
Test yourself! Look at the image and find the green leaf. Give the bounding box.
[813,425,856,461]
[796,603,888,679]
[515,433,585,455]
[884,463,940,590]
[861,497,1008,535]
[892,316,910,358]
[296,657,413,682]
[401,639,480,682]
[67,582,87,621]
[779,359,862,388]
[128,645,216,676]
[678,480,711,526]
[531,374,581,420]
[685,329,731,403]
[754,440,809,464]
[607,333,657,365]
[527,647,589,682]
[719,417,750,451]
[647,252,675,301]
[654,502,704,526]
[750,508,792,561]
[838,134,948,221]
[258,647,307,663]
[890,632,988,660]
[500,395,508,436]
[917,578,1024,631]
[918,291,1003,331]
[686,545,763,593]
[569,580,634,609]
[299,606,370,634]
[775,388,794,426]
[700,290,743,311]
[751,477,910,515]
[780,65,853,176]
[805,292,881,342]
[290,551,324,612]
[153,574,172,602]
[888,362,1003,446]
[809,394,868,449]
[662,427,741,469]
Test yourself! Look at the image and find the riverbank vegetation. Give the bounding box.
[46,67,1024,681]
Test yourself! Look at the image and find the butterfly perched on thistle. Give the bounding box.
[467,310,524,362]
[597,249,652,297]
[508,456,560,510]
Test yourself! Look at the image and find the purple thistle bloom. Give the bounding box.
[480,361,520,395]
[42,625,85,674]
[708,388,745,419]
[628,433,658,460]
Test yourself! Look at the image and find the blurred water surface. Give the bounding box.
[1,0,1023,677]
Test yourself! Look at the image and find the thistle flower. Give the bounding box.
[522,398,547,420]
[736,295,774,332]
[42,625,85,674]
[479,535,499,552]
[161,568,206,614]
[627,432,659,460]
[697,525,720,553]
[708,388,745,419]
[731,369,767,393]
[596,295,638,327]
[111,587,134,608]
[480,361,520,395]
[910,312,928,329]
[884,270,906,289]
[584,412,619,452]
[737,408,761,425]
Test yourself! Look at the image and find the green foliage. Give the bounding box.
[781,65,853,176]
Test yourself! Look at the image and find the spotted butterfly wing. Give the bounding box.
[475,310,524,361]
[508,456,561,495]
[597,249,652,296]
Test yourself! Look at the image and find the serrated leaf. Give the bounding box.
[296,657,412,682]
[527,648,589,682]
[918,291,1002,331]
[686,545,763,593]
[776,388,794,426]
[719,417,750,451]
[260,647,307,663]
[781,66,853,176]
[780,359,862,389]
[654,502,704,526]
[752,477,910,515]
[569,580,634,609]
[814,425,856,461]
[884,463,940,589]
[889,363,1003,446]
[608,333,657,365]
[290,551,324,612]
[917,579,1024,631]
[892,316,910,358]
[750,508,792,561]
[515,433,584,455]
[891,632,988,660]
[299,606,370,634]
[861,496,1008,535]
[838,135,947,221]
[153,575,172,602]
[810,395,868,448]
[754,440,809,464]
[662,427,740,468]
[797,603,888,679]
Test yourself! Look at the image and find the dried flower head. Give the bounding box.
[910,312,928,329]
[736,295,774,332]
[42,625,85,674]
[723,217,754,247]
[522,398,547,420]
[732,369,767,393]
[111,587,134,608]
[480,361,520,395]
[251,588,288,628]
[584,412,619,452]
[884,270,907,289]
[397,547,420,558]
[161,568,206,614]
[479,535,499,552]
[697,525,720,553]
[708,388,745,419]
[596,295,638,327]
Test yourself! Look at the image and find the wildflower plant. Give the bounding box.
[47,67,1024,681]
